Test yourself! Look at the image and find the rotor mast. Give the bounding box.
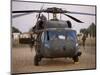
[46,7,64,20]
[53,13,57,20]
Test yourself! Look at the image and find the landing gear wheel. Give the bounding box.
[73,56,79,62]
[34,55,39,66]
[34,54,42,66]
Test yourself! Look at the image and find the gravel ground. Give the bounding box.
[11,46,96,73]
[11,45,96,74]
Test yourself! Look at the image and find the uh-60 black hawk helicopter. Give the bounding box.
[12,4,95,66]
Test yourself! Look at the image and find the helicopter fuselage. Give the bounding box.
[35,20,81,58]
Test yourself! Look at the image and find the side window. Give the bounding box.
[41,32,44,43]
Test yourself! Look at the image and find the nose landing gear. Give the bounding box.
[34,54,42,66]
[73,51,82,63]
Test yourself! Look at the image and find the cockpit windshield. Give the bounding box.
[44,30,77,42]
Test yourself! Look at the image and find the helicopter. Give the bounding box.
[12,2,95,66]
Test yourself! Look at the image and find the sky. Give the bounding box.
[12,0,96,34]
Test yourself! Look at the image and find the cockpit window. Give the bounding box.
[44,30,77,42]
[67,31,77,42]
[48,31,66,40]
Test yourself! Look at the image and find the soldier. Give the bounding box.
[30,34,35,51]
[37,14,47,30]
[82,34,87,49]
[40,14,47,21]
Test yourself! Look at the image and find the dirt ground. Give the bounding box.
[11,44,96,74]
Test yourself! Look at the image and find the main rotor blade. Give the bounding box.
[12,9,67,13]
[12,4,45,18]
[63,13,83,23]
[37,3,44,19]
[67,11,95,16]
[12,12,33,18]
[12,10,44,13]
